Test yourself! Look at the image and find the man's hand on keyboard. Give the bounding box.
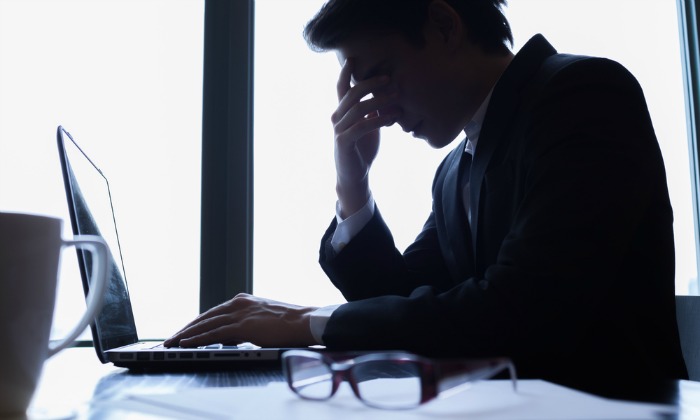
[163,293,319,348]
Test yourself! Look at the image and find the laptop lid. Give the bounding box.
[57,126,139,363]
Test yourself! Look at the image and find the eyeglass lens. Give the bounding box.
[287,356,334,400]
[352,360,422,409]
[287,354,423,409]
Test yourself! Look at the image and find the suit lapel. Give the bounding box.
[469,35,557,267]
[439,138,473,281]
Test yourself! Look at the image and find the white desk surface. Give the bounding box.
[23,347,700,420]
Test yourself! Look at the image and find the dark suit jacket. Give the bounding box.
[319,34,688,397]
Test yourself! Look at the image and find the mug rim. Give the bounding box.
[0,211,62,222]
[0,212,63,234]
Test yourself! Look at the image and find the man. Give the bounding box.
[166,0,687,397]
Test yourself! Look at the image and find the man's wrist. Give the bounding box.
[331,194,375,252]
[336,180,370,218]
[309,304,342,345]
[297,307,320,346]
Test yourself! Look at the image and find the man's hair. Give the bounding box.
[303,0,513,54]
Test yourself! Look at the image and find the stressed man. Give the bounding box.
[166,0,687,396]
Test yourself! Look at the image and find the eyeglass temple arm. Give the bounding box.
[436,358,518,398]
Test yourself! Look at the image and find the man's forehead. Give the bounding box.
[334,31,403,80]
[335,30,387,62]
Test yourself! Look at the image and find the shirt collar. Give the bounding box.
[464,90,493,155]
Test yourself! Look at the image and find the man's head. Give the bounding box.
[304,0,514,148]
[304,0,512,55]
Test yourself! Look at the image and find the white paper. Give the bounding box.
[96,379,677,420]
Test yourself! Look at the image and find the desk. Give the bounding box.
[27,348,700,419]
[29,348,285,419]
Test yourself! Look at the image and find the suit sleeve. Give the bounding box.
[319,201,454,301]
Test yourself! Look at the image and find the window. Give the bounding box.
[0,0,204,339]
[252,0,699,303]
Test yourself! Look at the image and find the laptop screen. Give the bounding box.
[57,126,138,362]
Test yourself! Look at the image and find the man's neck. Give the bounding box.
[461,50,514,124]
[477,52,514,106]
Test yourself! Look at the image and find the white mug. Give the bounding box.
[0,212,108,415]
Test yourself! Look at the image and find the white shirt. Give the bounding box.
[310,92,493,344]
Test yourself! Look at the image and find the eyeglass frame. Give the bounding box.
[281,349,517,409]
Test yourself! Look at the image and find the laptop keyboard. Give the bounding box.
[145,343,250,350]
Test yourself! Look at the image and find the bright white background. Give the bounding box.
[0,0,695,343]
[253,0,698,308]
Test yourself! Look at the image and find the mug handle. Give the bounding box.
[47,235,109,358]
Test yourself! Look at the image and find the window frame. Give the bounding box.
[679,0,700,290]
[200,0,254,311]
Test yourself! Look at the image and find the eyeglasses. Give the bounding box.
[281,350,517,410]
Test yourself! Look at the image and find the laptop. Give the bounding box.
[56,125,286,370]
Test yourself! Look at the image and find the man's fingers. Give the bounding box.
[333,76,391,125]
[165,294,260,347]
[166,311,241,347]
[165,293,317,349]
[336,58,353,101]
[179,325,242,348]
[334,91,397,133]
[177,293,255,332]
[169,301,231,336]
[335,113,396,152]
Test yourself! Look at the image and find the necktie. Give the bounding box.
[460,151,473,224]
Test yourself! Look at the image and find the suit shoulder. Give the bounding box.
[541,54,640,91]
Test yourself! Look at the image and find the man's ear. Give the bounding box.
[427,0,463,51]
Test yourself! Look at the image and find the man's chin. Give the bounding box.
[424,133,461,149]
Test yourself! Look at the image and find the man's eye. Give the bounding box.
[352,69,391,85]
